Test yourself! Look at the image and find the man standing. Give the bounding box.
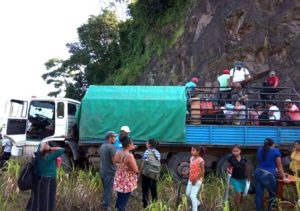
[185,77,199,98]
[113,125,131,151]
[229,61,252,96]
[217,69,231,104]
[100,131,117,211]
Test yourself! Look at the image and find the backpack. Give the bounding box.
[141,150,161,181]
[18,155,38,191]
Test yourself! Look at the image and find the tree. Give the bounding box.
[42,11,120,99]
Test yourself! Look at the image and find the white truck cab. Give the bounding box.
[1,97,80,157]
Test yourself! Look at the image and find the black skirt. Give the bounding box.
[26,176,57,211]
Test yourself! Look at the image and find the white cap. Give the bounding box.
[120,125,131,133]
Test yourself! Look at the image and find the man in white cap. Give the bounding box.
[99,130,117,210]
[113,126,131,151]
[260,70,280,101]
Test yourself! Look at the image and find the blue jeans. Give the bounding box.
[254,168,277,211]
[186,180,202,211]
[100,172,115,209]
[115,192,131,211]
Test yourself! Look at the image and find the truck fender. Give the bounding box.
[65,140,79,161]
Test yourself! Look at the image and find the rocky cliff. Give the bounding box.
[139,0,300,90]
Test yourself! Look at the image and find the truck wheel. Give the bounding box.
[167,152,190,182]
[216,154,254,179]
[61,153,73,171]
[216,154,231,179]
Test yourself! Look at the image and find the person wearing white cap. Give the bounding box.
[113,126,131,151]
[284,99,300,125]
[260,70,280,101]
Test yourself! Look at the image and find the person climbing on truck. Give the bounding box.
[229,61,252,97]
[217,69,231,104]
[227,145,249,210]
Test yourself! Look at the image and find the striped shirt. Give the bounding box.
[143,149,161,161]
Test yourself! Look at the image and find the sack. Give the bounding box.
[200,101,215,114]
[18,157,37,191]
[141,151,161,181]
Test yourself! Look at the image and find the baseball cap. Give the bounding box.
[234,61,243,68]
[105,131,117,139]
[285,99,292,103]
[223,69,230,74]
[269,70,276,76]
[120,125,131,133]
[191,77,199,83]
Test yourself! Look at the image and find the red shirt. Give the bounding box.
[267,76,280,87]
[189,156,204,182]
[287,104,300,121]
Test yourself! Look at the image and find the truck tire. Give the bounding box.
[61,153,73,172]
[216,154,254,179]
[167,152,190,182]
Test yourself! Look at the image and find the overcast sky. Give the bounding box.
[0,0,101,119]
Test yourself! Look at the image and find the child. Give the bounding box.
[290,140,300,176]
[227,145,248,210]
[186,145,205,211]
[141,139,161,208]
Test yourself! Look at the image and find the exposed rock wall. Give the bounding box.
[139,0,300,90]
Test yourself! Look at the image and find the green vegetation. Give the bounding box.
[42,0,191,100]
[2,159,300,211]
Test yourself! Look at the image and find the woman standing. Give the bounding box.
[290,140,300,176]
[254,138,289,211]
[114,137,138,211]
[26,142,65,211]
[227,145,249,210]
[141,139,161,208]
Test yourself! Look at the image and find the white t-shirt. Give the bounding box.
[230,68,250,82]
[269,105,281,120]
[2,138,12,153]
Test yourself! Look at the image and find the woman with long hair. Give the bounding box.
[254,138,289,211]
[26,142,65,211]
[113,136,138,211]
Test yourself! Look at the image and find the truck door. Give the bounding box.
[3,99,28,145]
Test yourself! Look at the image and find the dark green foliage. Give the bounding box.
[43,1,191,98]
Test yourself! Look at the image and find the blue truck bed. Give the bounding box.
[186,125,300,146]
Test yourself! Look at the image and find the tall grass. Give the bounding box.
[1,158,299,211]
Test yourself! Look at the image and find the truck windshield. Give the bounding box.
[29,101,54,119]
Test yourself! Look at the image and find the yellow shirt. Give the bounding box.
[290,151,300,173]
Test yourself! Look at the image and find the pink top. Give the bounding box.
[287,104,300,121]
[189,156,204,182]
[113,155,138,193]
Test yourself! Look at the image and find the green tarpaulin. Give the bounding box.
[77,85,186,143]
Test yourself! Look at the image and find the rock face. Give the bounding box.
[139,0,300,91]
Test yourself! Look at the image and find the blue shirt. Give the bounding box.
[113,135,123,151]
[185,81,197,91]
[257,147,281,174]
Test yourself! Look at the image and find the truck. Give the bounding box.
[2,85,300,179]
